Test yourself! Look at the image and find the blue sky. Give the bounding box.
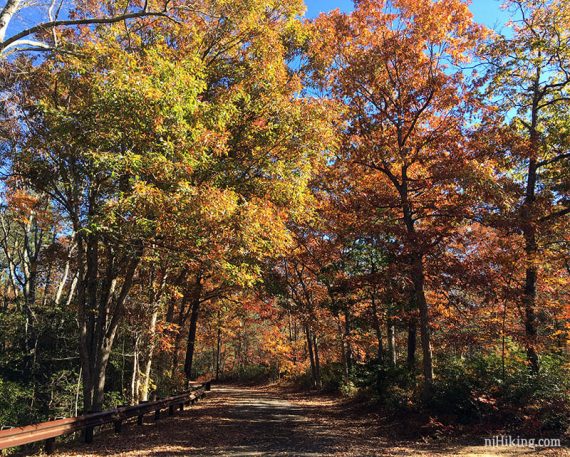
[304,0,508,29]
[5,0,510,43]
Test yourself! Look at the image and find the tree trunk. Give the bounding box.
[78,230,142,412]
[336,315,349,383]
[387,318,396,366]
[183,276,203,382]
[411,253,434,392]
[400,167,434,394]
[406,317,417,371]
[0,0,22,42]
[215,312,222,381]
[78,230,96,412]
[370,294,383,363]
[522,72,542,374]
[184,297,201,381]
[55,240,76,305]
[344,308,353,373]
[522,159,540,373]
[131,334,140,404]
[305,324,317,388]
[141,307,159,401]
[313,333,321,388]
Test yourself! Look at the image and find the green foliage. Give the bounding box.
[0,378,32,426]
[496,354,570,434]
[0,300,80,425]
[427,352,570,432]
[319,363,344,393]
[103,391,128,410]
[221,364,277,383]
[354,361,418,411]
[305,352,570,435]
[428,357,488,422]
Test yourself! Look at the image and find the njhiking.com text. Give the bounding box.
[484,435,561,449]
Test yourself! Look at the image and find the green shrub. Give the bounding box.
[427,351,570,431]
[342,350,569,434]
[219,364,277,383]
[351,360,417,410]
[103,390,127,410]
[428,357,484,422]
[499,354,570,434]
[0,378,33,426]
[319,362,344,392]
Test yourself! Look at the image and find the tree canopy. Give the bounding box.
[0,0,568,440]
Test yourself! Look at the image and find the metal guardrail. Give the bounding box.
[0,380,212,455]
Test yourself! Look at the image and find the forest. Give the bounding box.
[0,0,568,443]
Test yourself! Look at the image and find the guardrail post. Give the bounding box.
[45,437,55,455]
[179,402,184,412]
[205,381,211,391]
[114,419,122,434]
[154,407,160,421]
[137,400,148,425]
[84,425,94,444]
[168,405,175,416]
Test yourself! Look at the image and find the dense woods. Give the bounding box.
[0,0,568,441]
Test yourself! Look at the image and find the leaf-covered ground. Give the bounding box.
[50,385,568,456]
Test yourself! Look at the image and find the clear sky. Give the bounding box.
[5,1,510,43]
[304,0,509,29]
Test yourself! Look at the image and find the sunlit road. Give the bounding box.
[54,385,568,457]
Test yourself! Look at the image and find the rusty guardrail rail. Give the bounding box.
[0,380,211,455]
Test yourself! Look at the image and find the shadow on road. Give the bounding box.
[52,385,566,457]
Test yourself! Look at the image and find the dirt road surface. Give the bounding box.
[52,385,568,457]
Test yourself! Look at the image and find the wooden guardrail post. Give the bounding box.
[138,400,147,425]
[154,405,160,421]
[45,437,55,455]
[84,424,94,444]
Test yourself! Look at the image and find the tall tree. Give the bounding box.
[482,0,570,372]
[11,34,206,410]
[309,0,485,394]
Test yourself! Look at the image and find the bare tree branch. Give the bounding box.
[0,1,172,54]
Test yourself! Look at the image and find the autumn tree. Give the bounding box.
[149,0,334,382]
[481,0,570,373]
[308,0,486,394]
[4,0,334,408]
[9,32,209,410]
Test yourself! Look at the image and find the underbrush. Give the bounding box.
[217,364,279,384]
[290,350,570,438]
[427,352,570,436]
[0,378,34,426]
